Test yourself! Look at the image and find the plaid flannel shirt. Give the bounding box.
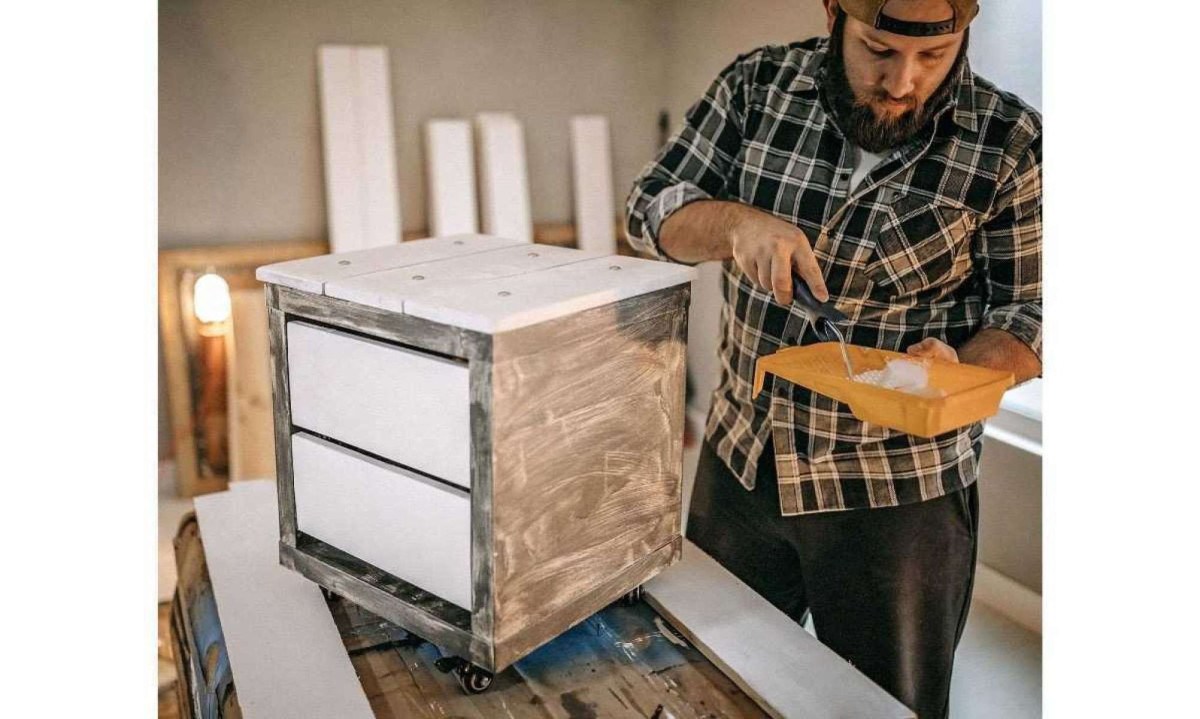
[625,37,1042,515]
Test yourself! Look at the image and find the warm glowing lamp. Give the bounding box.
[193,272,232,324]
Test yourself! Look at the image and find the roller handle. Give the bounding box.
[792,274,848,343]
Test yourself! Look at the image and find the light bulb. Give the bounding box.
[193,272,231,324]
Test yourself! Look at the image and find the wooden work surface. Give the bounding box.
[171,507,767,718]
[333,594,767,718]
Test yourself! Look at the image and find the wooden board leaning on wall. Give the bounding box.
[159,220,639,498]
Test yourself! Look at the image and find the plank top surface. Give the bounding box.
[255,234,520,295]
[194,481,374,719]
[257,235,694,333]
[644,540,915,719]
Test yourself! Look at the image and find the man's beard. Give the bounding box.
[822,11,968,153]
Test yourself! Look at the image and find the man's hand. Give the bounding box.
[908,330,1042,384]
[907,338,958,363]
[729,206,828,305]
[658,200,828,305]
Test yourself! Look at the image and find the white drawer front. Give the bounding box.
[287,320,471,489]
[292,432,473,609]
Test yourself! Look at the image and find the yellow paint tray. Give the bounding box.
[753,342,1014,438]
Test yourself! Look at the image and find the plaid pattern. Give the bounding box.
[625,37,1042,515]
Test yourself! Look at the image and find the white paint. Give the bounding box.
[645,540,913,719]
[318,45,401,253]
[972,562,1042,635]
[255,234,521,294]
[194,481,374,719]
[475,112,532,243]
[286,321,472,489]
[259,236,694,333]
[400,254,695,333]
[569,115,616,254]
[291,433,473,609]
[424,119,479,237]
[324,243,604,313]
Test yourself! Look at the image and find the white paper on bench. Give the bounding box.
[292,433,472,609]
[644,540,915,719]
[255,234,522,295]
[401,254,695,333]
[324,243,604,313]
[318,45,401,253]
[569,115,617,254]
[425,119,479,237]
[286,320,472,488]
[194,481,373,719]
[475,112,532,243]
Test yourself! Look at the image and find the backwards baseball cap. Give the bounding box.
[838,0,978,37]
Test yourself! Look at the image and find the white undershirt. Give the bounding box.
[849,146,887,193]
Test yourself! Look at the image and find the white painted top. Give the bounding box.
[257,234,694,333]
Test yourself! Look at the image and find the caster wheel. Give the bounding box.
[435,656,494,694]
[455,664,494,694]
[620,585,644,606]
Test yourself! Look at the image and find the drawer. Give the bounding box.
[292,432,473,609]
[286,320,471,489]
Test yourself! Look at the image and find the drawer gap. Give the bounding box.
[291,426,471,496]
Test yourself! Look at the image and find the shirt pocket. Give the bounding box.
[865,193,978,298]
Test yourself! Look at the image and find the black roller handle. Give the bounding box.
[792,274,848,343]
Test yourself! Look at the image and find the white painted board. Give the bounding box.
[286,321,472,488]
[325,242,604,313]
[292,433,473,609]
[400,254,695,333]
[644,540,915,719]
[569,115,617,254]
[475,112,532,243]
[255,234,522,295]
[194,481,374,719]
[318,45,401,253]
[424,119,478,237]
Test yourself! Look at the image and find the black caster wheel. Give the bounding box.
[455,663,494,694]
[434,657,494,694]
[620,585,644,606]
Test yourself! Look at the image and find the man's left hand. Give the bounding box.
[906,338,958,363]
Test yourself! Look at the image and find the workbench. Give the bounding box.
[170,481,912,719]
[170,507,765,718]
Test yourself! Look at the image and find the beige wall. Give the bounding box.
[159,0,668,247]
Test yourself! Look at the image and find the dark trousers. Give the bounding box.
[686,440,979,719]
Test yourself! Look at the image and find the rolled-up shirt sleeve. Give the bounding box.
[976,133,1043,364]
[625,54,751,262]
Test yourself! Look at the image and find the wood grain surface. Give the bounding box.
[489,286,689,669]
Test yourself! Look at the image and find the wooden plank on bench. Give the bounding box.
[194,481,374,719]
[644,539,915,719]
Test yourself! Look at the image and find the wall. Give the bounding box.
[159,0,668,247]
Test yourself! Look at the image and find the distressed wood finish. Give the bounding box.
[282,536,488,666]
[267,302,298,547]
[490,285,690,669]
[261,242,692,675]
[272,284,482,361]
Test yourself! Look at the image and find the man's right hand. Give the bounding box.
[728,205,828,306]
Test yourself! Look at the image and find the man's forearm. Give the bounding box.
[658,200,743,263]
[958,328,1042,383]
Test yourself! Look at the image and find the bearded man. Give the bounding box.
[625,1,1041,716]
